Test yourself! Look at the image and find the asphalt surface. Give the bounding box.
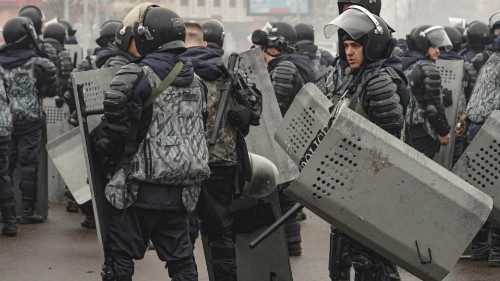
[1,203,499,281]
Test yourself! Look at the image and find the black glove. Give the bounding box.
[55,96,65,108]
[227,104,251,128]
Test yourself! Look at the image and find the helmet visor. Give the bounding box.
[490,12,500,29]
[324,7,376,39]
[424,26,453,51]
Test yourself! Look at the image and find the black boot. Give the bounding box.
[1,203,17,237]
[489,227,500,267]
[471,221,491,261]
[66,199,79,213]
[20,199,44,224]
[81,214,96,229]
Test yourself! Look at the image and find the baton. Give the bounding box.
[249,203,304,249]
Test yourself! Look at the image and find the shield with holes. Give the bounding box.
[433,59,464,169]
[285,106,492,281]
[240,48,299,184]
[275,83,333,167]
[452,110,500,226]
[72,67,118,263]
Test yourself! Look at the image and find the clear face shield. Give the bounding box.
[420,26,453,51]
[324,5,382,39]
[490,12,500,32]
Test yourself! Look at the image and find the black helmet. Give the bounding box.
[2,17,35,49]
[337,0,382,16]
[201,19,225,48]
[96,20,121,47]
[129,5,185,56]
[59,20,76,36]
[18,5,44,35]
[444,26,462,52]
[43,23,67,46]
[251,21,297,54]
[294,23,315,43]
[407,25,452,53]
[114,23,133,52]
[464,21,491,45]
[325,5,395,62]
[489,12,500,33]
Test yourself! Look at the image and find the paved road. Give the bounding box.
[1,203,499,280]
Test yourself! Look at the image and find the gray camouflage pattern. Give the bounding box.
[129,66,210,211]
[467,53,500,123]
[325,58,346,104]
[0,80,12,137]
[0,57,42,123]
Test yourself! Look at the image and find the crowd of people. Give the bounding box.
[0,0,499,280]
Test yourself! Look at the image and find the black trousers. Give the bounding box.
[104,206,197,281]
[197,165,237,281]
[9,127,41,205]
[0,136,14,207]
[278,181,301,246]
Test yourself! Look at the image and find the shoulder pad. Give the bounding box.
[272,60,297,81]
[275,60,297,71]
[419,61,440,80]
[366,72,397,96]
[103,63,144,123]
[34,57,57,73]
[106,56,131,69]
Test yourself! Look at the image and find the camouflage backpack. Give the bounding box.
[129,66,210,184]
[0,57,42,123]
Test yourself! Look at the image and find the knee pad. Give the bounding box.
[167,258,196,278]
[0,180,15,203]
[210,239,236,260]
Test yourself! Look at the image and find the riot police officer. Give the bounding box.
[201,19,225,55]
[64,20,138,127]
[294,23,334,76]
[18,5,60,71]
[58,20,78,45]
[92,4,208,280]
[402,25,452,158]
[466,12,500,266]
[181,20,261,281]
[328,0,383,104]
[252,21,316,256]
[324,6,407,280]
[460,21,492,101]
[0,17,58,226]
[43,23,73,99]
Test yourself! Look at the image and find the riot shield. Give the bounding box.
[202,190,293,281]
[72,67,118,263]
[44,98,73,202]
[275,83,333,166]
[433,59,464,169]
[46,127,91,204]
[452,110,500,227]
[240,48,299,184]
[65,44,84,68]
[201,48,293,281]
[284,106,492,281]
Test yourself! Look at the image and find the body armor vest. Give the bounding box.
[129,65,210,186]
[0,57,42,123]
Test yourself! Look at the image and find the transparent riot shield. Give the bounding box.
[72,67,118,264]
[284,106,492,281]
[202,48,293,281]
[452,110,500,227]
[65,44,84,68]
[275,83,333,166]
[433,59,464,169]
